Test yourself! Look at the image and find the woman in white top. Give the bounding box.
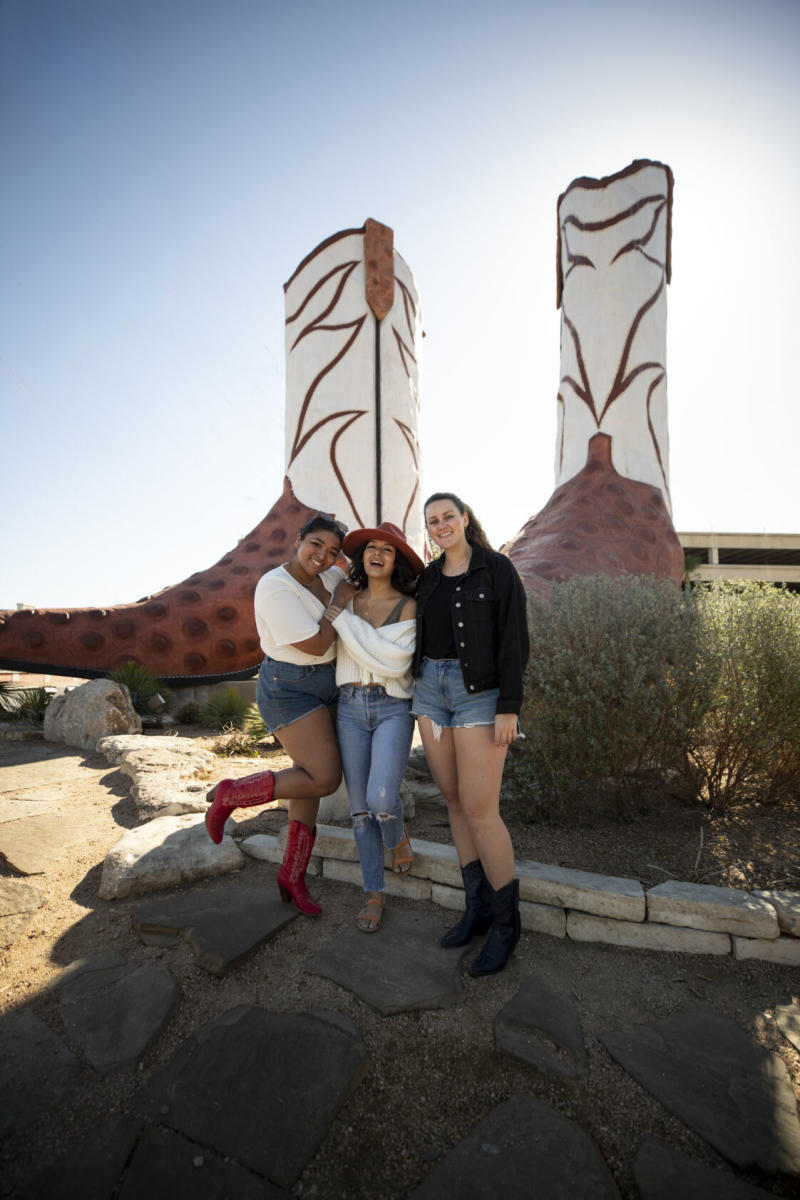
[205,513,351,916]
[328,522,423,932]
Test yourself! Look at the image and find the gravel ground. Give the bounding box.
[1,733,799,1199]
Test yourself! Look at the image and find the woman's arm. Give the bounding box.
[493,711,518,746]
[493,555,530,716]
[290,575,358,655]
[255,573,343,658]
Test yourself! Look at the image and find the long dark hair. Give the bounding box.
[347,544,418,596]
[423,492,493,552]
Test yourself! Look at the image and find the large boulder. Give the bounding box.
[97,734,215,818]
[98,814,244,900]
[44,678,141,751]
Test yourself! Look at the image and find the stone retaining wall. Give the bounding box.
[241,825,800,966]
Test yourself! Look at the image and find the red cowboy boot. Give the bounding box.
[204,771,275,844]
[276,820,321,916]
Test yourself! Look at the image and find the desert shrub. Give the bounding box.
[211,704,276,756]
[200,686,249,730]
[108,661,173,715]
[243,703,268,740]
[0,684,54,723]
[684,582,800,809]
[175,700,204,725]
[506,575,705,814]
[213,727,262,757]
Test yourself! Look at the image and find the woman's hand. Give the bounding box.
[494,712,518,747]
[332,580,356,608]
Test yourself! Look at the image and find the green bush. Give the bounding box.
[685,582,800,809]
[108,661,173,716]
[200,686,249,730]
[506,575,800,817]
[507,575,705,814]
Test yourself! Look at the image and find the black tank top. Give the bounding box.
[421,573,464,659]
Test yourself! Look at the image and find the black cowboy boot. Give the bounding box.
[470,878,521,976]
[441,859,492,947]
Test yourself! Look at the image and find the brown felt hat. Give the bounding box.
[342,522,424,576]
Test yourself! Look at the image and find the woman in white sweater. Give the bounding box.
[329,522,423,932]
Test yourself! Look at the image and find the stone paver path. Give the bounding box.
[632,1138,779,1199]
[0,812,89,875]
[776,999,800,1054]
[304,906,467,1013]
[0,1008,81,1139]
[0,877,46,948]
[493,967,588,1078]
[602,1005,800,1175]
[408,1092,621,1199]
[131,885,298,976]
[141,1005,367,1189]
[3,739,800,1197]
[52,951,179,1075]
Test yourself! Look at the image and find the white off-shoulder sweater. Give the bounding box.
[331,606,416,699]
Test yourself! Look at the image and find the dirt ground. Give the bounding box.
[1,729,799,1199]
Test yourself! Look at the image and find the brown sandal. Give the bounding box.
[356,894,385,933]
[391,831,414,874]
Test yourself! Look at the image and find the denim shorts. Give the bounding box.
[256,655,338,733]
[411,657,499,728]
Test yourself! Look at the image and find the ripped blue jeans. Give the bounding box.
[336,685,414,893]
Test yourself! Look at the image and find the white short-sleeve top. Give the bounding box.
[253,564,345,665]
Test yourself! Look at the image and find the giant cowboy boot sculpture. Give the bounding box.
[195,221,425,918]
[504,160,684,596]
[0,220,425,681]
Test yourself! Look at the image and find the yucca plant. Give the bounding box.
[243,703,269,740]
[0,684,54,723]
[107,660,173,716]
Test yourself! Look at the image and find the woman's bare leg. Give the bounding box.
[452,725,513,888]
[273,707,341,828]
[417,717,479,867]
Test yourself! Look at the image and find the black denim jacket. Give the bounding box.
[411,545,530,714]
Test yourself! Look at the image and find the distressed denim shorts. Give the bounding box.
[256,655,338,733]
[411,657,499,728]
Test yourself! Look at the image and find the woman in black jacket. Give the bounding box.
[411,492,530,975]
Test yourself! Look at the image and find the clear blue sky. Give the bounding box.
[2,0,798,609]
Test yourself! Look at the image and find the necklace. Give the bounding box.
[442,548,472,577]
[357,587,395,627]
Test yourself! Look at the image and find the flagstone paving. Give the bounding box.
[493,966,588,1079]
[140,1005,367,1190]
[0,812,89,875]
[0,878,46,948]
[52,952,179,1076]
[407,1092,621,1199]
[3,739,800,1197]
[777,1000,800,1055]
[632,1138,779,1199]
[2,890,800,1194]
[601,1006,800,1175]
[130,885,298,976]
[303,906,467,1014]
[0,1008,81,1140]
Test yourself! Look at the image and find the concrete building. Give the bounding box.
[679,533,800,590]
